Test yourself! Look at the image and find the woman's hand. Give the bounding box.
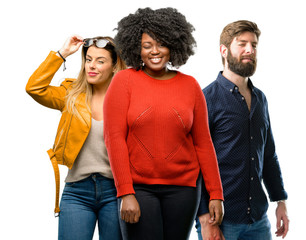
[120,194,141,223]
[208,199,224,225]
[58,35,84,59]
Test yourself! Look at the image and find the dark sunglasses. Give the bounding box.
[83,38,110,48]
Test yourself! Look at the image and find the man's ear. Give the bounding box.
[220,44,228,58]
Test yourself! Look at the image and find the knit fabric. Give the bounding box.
[66,119,113,182]
[103,69,223,199]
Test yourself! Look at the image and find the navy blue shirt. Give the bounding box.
[198,72,288,224]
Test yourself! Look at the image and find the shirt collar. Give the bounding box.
[216,71,255,93]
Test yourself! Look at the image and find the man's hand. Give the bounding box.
[208,199,224,225]
[199,213,225,240]
[275,200,289,238]
[120,194,141,223]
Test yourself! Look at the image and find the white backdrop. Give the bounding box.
[1,0,305,239]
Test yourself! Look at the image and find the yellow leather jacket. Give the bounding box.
[26,51,91,214]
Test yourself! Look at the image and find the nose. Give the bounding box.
[151,45,160,55]
[89,60,96,69]
[245,43,255,54]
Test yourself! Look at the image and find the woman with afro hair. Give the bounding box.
[103,7,224,240]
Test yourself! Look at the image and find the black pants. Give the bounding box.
[119,183,201,240]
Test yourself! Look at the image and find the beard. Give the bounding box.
[227,50,257,77]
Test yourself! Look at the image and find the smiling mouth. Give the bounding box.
[150,57,162,64]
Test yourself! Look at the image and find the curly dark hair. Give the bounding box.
[114,7,196,69]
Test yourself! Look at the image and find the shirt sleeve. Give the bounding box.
[103,70,135,197]
[197,178,210,216]
[262,98,288,201]
[191,79,224,201]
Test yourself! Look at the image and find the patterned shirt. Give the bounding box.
[198,72,288,224]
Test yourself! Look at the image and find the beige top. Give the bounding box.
[65,118,113,182]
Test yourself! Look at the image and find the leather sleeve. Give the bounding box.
[26,51,73,111]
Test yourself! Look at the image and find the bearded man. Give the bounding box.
[196,20,289,240]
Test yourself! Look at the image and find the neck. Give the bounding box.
[92,79,111,97]
[143,67,175,80]
[222,66,249,90]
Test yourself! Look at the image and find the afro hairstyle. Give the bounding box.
[114,7,196,69]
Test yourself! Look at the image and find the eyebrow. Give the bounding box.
[86,54,108,60]
[238,40,258,45]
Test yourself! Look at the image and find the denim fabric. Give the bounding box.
[58,174,122,240]
[195,215,272,240]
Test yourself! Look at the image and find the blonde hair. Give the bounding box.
[65,36,126,117]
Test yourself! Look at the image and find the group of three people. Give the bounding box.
[26,7,289,240]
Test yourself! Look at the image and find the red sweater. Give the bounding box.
[104,69,223,200]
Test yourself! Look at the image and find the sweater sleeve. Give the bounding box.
[103,70,135,197]
[191,79,224,201]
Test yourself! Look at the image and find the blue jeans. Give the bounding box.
[195,215,272,240]
[58,174,122,240]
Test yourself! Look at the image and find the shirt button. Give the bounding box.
[251,157,255,161]
[230,89,233,92]
[250,136,253,140]
[242,97,245,100]
[251,177,254,181]
[249,197,252,200]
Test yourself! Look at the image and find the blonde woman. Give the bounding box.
[26,35,126,240]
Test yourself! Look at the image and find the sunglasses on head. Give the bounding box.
[83,38,110,48]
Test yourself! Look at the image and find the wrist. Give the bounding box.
[121,194,135,199]
[277,199,286,204]
[57,50,67,71]
[58,49,70,59]
[198,213,211,225]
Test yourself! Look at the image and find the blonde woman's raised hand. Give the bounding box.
[58,35,84,59]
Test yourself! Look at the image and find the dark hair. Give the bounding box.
[114,7,196,69]
[220,20,261,65]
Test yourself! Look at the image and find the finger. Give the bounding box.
[214,212,220,225]
[214,207,223,225]
[135,209,142,223]
[282,217,289,238]
[76,41,84,49]
[127,212,134,223]
[209,206,215,223]
[74,35,84,41]
[71,35,83,42]
[133,213,139,223]
[276,216,281,230]
[120,210,126,222]
[275,225,284,236]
